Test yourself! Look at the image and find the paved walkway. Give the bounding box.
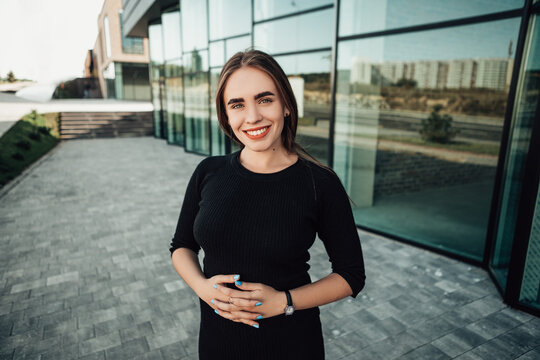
[0,137,539,360]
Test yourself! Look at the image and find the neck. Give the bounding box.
[239,145,296,172]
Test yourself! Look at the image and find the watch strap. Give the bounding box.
[284,290,292,306]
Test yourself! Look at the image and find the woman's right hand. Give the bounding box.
[197,274,264,328]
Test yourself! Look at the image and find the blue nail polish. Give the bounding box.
[233,275,240,280]
[252,324,259,328]
[235,281,242,286]
[215,309,219,315]
[255,302,262,306]
[213,284,217,289]
[210,299,214,304]
[256,315,263,320]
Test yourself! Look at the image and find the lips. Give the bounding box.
[242,125,271,139]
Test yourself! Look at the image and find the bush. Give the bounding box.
[12,153,24,161]
[420,105,460,143]
[38,126,51,135]
[15,139,31,150]
[29,132,41,141]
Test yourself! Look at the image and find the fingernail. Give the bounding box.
[214,309,219,315]
[252,324,259,328]
[210,299,214,304]
[255,302,262,306]
[213,284,217,289]
[256,315,263,320]
[233,275,240,280]
[235,281,242,286]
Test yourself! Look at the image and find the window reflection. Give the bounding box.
[209,0,251,40]
[181,0,208,51]
[254,9,333,54]
[164,60,184,145]
[254,0,332,21]
[210,69,226,155]
[275,52,332,164]
[334,18,520,260]
[210,41,225,67]
[162,10,182,60]
[340,0,524,37]
[149,23,164,138]
[226,36,252,59]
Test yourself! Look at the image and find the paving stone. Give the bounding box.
[0,137,538,360]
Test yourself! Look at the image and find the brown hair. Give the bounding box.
[215,49,332,172]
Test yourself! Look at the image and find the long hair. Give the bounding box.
[215,49,332,172]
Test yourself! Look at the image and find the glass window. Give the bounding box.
[148,23,164,64]
[210,41,225,67]
[164,59,184,145]
[334,18,520,261]
[120,11,144,54]
[162,10,182,61]
[226,35,252,59]
[209,0,251,40]
[183,50,209,73]
[104,16,112,58]
[340,0,525,37]
[494,15,540,294]
[520,182,540,311]
[181,0,208,51]
[274,51,332,164]
[210,68,227,155]
[254,8,333,54]
[121,63,151,101]
[254,0,332,21]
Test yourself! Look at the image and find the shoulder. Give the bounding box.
[194,154,229,175]
[299,158,347,200]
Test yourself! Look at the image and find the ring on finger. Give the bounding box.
[228,297,233,304]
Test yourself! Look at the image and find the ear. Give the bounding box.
[284,107,290,117]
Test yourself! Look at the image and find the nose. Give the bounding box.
[245,103,263,124]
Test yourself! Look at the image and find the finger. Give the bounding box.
[217,285,255,299]
[212,298,240,312]
[211,274,240,285]
[233,318,260,329]
[229,297,263,308]
[233,281,260,291]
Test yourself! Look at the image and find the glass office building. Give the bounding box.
[123,0,540,316]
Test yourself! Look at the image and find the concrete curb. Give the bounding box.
[0,140,65,200]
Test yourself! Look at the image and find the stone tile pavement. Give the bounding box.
[0,136,539,359]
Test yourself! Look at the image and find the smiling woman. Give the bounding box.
[169,50,366,360]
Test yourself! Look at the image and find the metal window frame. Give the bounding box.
[253,3,333,25]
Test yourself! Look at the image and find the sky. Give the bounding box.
[0,0,105,84]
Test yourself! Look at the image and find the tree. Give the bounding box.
[7,71,15,82]
[420,104,459,143]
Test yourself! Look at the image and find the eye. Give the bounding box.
[231,103,244,109]
[259,98,272,104]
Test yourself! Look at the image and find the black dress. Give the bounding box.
[170,150,366,360]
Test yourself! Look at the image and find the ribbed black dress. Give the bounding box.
[170,150,366,360]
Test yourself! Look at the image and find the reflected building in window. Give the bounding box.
[122,0,540,316]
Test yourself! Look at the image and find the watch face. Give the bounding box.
[285,306,294,315]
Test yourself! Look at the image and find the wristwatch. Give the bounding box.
[284,290,295,316]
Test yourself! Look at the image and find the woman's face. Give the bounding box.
[223,66,289,153]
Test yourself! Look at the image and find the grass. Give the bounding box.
[379,135,500,156]
[0,111,60,188]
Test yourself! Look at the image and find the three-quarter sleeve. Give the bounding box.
[169,161,204,256]
[316,169,366,298]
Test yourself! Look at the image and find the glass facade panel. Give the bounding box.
[162,10,182,60]
[184,50,210,155]
[210,41,225,67]
[493,15,540,291]
[254,9,333,54]
[275,51,332,164]
[209,0,251,40]
[181,0,208,51]
[120,11,144,54]
[149,23,165,138]
[210,69,226,155]
[164,60,184,145]
[340,0,524,37]
[334,18,520,260]
[226,36,252,59]
[521,182,540,310]
[254,0,332,21]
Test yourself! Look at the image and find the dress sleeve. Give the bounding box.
[169,161,204,256]
[316,170,366,298]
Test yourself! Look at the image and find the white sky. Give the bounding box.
[0,0,105,84]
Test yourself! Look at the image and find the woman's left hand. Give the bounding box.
[211,280,287,327]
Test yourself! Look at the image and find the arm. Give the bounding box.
[288,272,353,311]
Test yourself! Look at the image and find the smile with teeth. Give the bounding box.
[243,125,270,136]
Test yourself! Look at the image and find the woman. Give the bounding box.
[170,49,365,359]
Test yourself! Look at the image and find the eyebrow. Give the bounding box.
[227,91,275,105]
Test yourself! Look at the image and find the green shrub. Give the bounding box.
[420,105,460,143]
[38,126,51,135]
[12,153,24,161]
[29,132,41,141]
[15,140,31,150]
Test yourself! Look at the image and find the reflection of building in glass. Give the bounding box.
[122,0,540,316]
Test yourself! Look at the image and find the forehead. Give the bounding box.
[223,66,278,100]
